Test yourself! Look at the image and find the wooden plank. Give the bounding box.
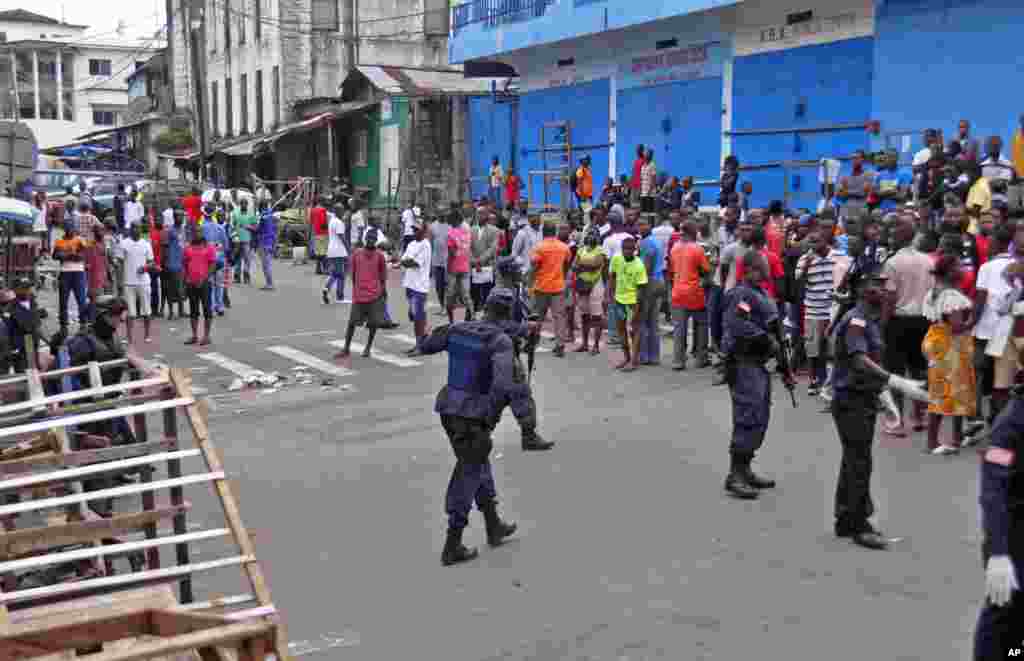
[0,505,190,558]
[88,361,104,389]
[7,586,177,627]
[176,594,255,612]
[0,360,130,387]
[0,398,195,440]
[56,621,273,661]
[0,450,201,492]
[238,631,267,661]
[147,609,233,637]
[9,611,151,650]
[223,605,276,621]
[0,555,254,605]
[0,377,169,416]
[170,369,292,661]
[134,397,160,571]
[0,529,230,574]
[0,440,178,477]
[0,472,226,517]
[25,370,46,415]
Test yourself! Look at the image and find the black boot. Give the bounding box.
[521,428,554,452]
[440,527,478,566]
[479,501,517,547]
[743,461,776,489]
[724,454,758,500]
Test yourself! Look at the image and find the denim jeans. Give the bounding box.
[324,256,347,300]
[672,306,708,366]
[58,271,88,327]
[432,266,447,306]
[210,267,225,312]
[637,281,665,364]
[259,246,274,288]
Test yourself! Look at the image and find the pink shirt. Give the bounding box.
[447,225,471,274]
[352,248,386,303]
[183,244,217,286]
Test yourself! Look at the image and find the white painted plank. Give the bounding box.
[0,528,231,573]
[0,397,195,440]
[0,449,202,491]
[197,352,264,379]
[328,341,422,368]
[266,345,356,377]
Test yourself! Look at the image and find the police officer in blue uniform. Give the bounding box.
[973,390,1023,658]
[493,256,554,452]
[830,267,930,550]
[721,252,794,499]
[419,288,540,566]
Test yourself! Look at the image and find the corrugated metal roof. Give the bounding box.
[354,66,499,96]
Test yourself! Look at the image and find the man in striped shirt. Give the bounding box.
[798,229,837,395]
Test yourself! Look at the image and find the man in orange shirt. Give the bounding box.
[668,220,711,370]
[530,222,572,357]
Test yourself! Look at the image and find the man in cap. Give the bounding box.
[829,266,930,549]
[419,287,540,565]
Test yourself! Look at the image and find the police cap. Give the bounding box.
[94,295,128,315]
[485,287,516,311]
[496,256,520,277]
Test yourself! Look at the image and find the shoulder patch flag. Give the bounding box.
[985,447,1015,467]
[850,318,866,328]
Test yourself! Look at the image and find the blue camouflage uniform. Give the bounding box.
[974,395,1024,659]
[419,319,535,530]
[721,282,778,460]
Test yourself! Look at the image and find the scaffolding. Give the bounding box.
[527,121,573,217]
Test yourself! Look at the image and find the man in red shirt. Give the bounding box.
[183,233,218,346]
[505,169,521,208]
[336,228,388,359]
[733,226,786,301]
[630,144,645,206]
[310,199,329,274]
[182,187,203,225]
[668,220,711,370]
[446,217,473,323]
[150,217,164,317]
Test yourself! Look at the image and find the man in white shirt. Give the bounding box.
[349,201,367,248]
[123,192,144,232]
[975,225,1017,429]
[510,214,542,271]
[119,224,155,344]
[162,202,175,227]
[400,219,432,354]
[322,210,349,304]
[401,204,420,253]
[980,136,1017,206]
[601,208,632,261]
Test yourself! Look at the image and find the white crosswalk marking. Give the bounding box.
[266,346,357,377]
[197,353,264,379]
[328,340,422,367]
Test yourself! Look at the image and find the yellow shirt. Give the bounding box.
[966,177,992,230]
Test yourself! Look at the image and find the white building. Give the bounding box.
[0,9,160,149]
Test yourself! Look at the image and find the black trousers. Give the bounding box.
[883,315,929,414]
[832,392,878,533]
[441,415,497,530]
[974,531,1023,660]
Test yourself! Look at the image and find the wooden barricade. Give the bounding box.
[0,360,290,661]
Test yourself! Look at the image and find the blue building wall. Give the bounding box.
[731,37,874,208]
[449,0,738,64]
[872,0,1024,159]
[468,96,516,201]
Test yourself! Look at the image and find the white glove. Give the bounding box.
[878,388,902,426]
[887,375,930,403]
[984,555,1019,606]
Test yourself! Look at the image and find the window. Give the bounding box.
[311,0,339,30]
[225,77,233,136]
[211,81,219,137]
[224,0,231,49]
[239,73,248,134]
[271,65,280,128]
[254,69,263,132]
[354,130,369,167]
[93,110,116,126]
[88,59,112,76]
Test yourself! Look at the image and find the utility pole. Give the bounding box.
[187,0,208,181]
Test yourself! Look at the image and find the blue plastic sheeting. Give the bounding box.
[468,96,516,201]
[616,76,723,185]
[872,0,1024,151]
[517,79,611,206]
[731,37,874,208]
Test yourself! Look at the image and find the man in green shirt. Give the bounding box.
[232,198,259,284]
[608,236,648,371]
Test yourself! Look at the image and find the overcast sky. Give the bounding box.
[19,0,168,42]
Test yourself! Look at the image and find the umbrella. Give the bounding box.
[0,197,36,226]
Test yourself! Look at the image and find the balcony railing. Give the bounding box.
[452,0,554,32]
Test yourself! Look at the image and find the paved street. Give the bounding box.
[133,258,987,660]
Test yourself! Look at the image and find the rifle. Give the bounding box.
[514,283,540,385]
